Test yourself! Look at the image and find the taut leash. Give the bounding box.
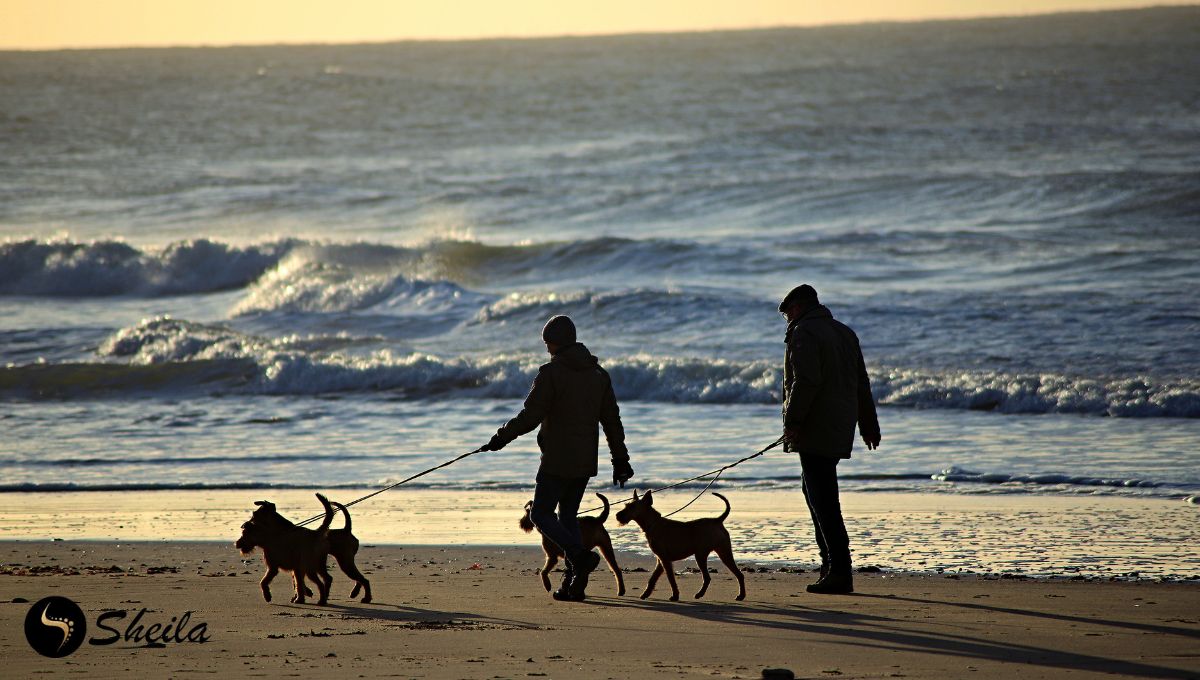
[295,447,485,527]
[577,435,787,516]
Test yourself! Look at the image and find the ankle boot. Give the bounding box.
[551,565,575,601]
[806,569,853,594]
[567,550,601,600]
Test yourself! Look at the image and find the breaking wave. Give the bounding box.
[0,238,299,297]
[2,316,1196,418]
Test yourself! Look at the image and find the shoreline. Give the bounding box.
[2,489,1198,580]
[2,541,1198,679]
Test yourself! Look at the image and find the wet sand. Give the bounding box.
[2,489,1198,578]
[2,541,1199,679]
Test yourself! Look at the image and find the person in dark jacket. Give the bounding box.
[482,315,634,601]
[779,284,881,594]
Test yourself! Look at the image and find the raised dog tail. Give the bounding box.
[595,493,610,524]
[331,500,352,533]
[518,500,535,533]
[315,493,334,534]
[712,492,731,523]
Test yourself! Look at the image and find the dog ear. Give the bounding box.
[254,501,274,509]
[644,489,653,505]
[632,489,639,501]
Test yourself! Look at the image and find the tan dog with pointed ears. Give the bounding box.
[615,490,745,601]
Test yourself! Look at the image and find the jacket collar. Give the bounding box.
[785,304,832,342]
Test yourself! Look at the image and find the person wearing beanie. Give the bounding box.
[481,315,633,601]
[778,285,881,594]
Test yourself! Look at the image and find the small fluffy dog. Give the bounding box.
[615,490,746,601]
[236,493,334,605]
[519,493,625,596]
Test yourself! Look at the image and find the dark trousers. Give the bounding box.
[530,469,589,562]
[800,453,851,572]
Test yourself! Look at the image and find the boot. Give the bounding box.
[551,564,575,601]
[567,549,601,601]
[806,569,853,594]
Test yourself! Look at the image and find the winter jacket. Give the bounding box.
[494,342,628,478]
[782,304,880,458]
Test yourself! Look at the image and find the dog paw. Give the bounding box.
[669,594,679,602]
[361,596,372,604]
[262,592,272,603]
[639,593,651,600]
[736,594,745,601]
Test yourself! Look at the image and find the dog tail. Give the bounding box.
[712,492,731,523]
[518,500,535,533]
[595,493,610,524]
[331,500,352,533]
[315,493,334,534]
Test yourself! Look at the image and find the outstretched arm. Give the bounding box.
[487,369,553,450]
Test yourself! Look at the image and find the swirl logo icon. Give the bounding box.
[24,596,87,658]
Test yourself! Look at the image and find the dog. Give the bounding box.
[519,493,625,596]
[324,500,372,603]
[235,493,334,605]
[615,490,746,601]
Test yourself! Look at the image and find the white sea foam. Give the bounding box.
[81,317,1200,418]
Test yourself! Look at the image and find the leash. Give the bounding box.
[577,435,786,516]
[295,446,484,527]
[292,434,786,527]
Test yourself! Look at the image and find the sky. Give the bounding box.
[1,0,1193,50]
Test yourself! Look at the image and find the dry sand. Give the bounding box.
[2,541,1199,679]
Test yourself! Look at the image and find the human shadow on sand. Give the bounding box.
[584,595,1197,679]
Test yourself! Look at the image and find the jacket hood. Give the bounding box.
[785,304,833,342]
[552,342,599,371]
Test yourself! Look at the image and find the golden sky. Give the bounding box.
[0,0,1190,50]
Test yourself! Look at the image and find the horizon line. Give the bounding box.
[1,4,1191,53]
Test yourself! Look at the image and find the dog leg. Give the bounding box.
[334,554,372,603]
[260,565,279,602]
[640,561,664,600]
[292,569,306,604]
[597,536,624,596]
[716,543,746,601]
[315,565,331,605]
[694,551,712,599]
[663,560,680,601]
[539,551,558,593]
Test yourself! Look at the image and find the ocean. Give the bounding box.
[2,7,1198,507]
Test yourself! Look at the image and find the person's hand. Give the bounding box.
[613,460,634,488]
[482,435,506,452]
[863,434,881,451]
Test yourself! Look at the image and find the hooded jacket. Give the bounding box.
[783,304,880,458]
[493,342,628,478]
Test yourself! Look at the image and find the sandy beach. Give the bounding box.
[3,490,1200,678]
[2,540,1199,679]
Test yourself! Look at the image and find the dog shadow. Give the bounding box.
[287,600,541,631]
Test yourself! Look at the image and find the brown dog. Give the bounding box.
[519,493,625,596]
[615,490,746,601]
[235,493,334,605]
[291,500,374,604]
[323,500,372,603]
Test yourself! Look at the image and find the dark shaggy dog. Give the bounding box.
[236,493,334,605]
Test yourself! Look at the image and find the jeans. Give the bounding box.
[800,453,851,571]
[530,469,589,562]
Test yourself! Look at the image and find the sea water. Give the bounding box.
[2,8,1198,508]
